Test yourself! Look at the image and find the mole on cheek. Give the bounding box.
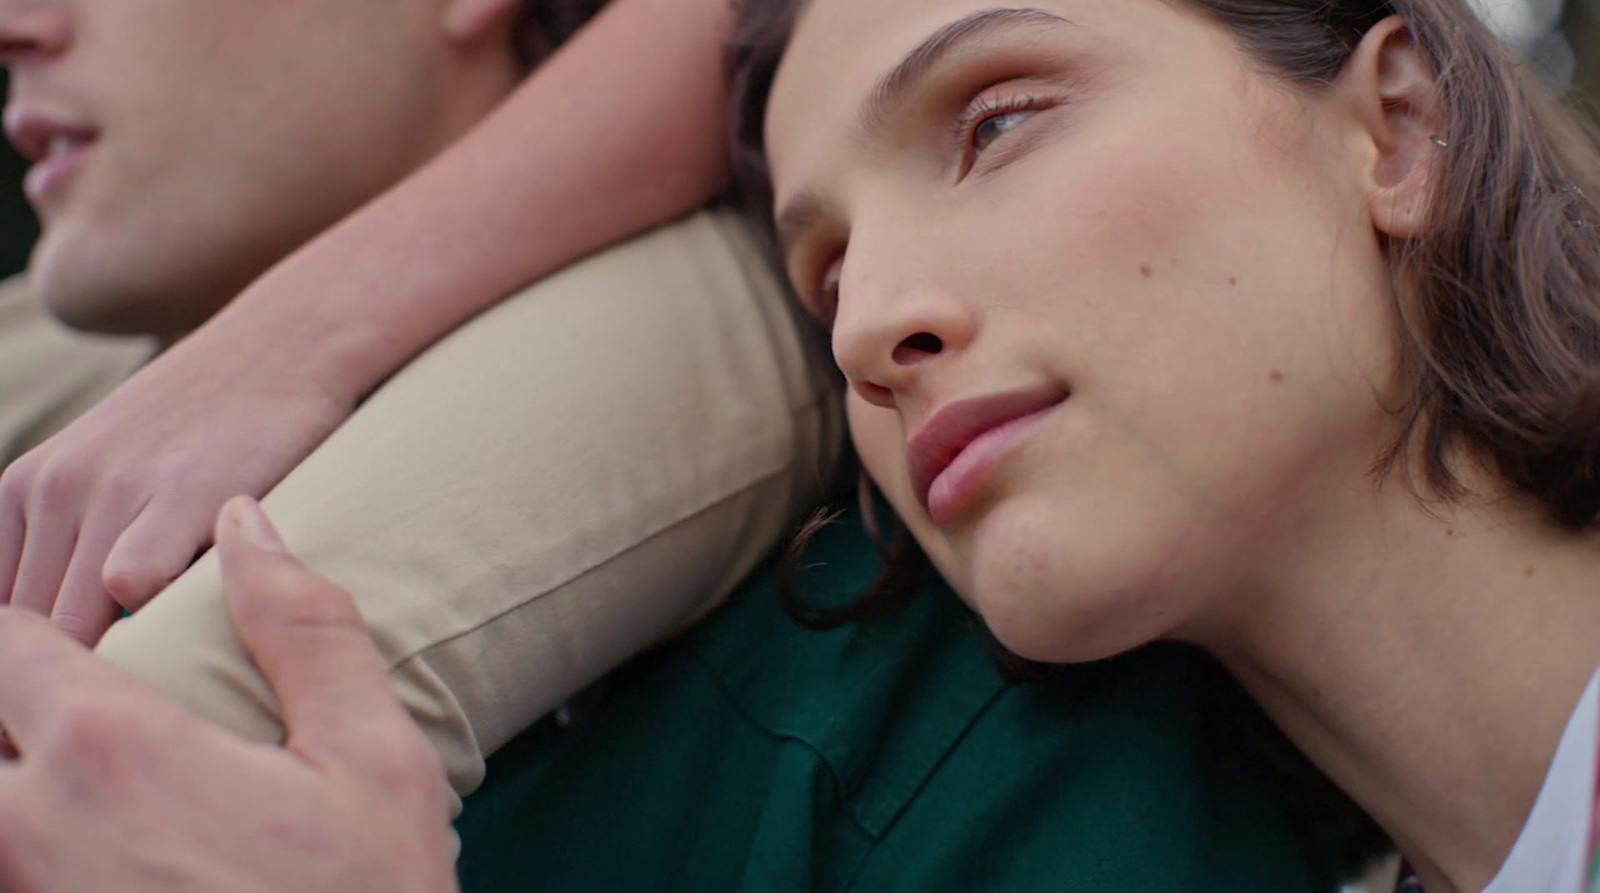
[1139,264,1154,278]
[1269,370,1284,384]
[1228,276,1238,287]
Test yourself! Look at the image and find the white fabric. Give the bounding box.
[1482,666,1600,893]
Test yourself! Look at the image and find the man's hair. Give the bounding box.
[725,0,1600,879]
[514,0,611,70]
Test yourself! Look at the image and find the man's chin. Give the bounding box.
[33,268,177,338]
[29,242,207,338]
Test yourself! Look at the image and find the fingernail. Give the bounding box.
[230,498,286,552]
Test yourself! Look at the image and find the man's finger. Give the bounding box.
[0,607,98,750]
[215,499,413,768]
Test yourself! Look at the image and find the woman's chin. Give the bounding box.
[980,596,1171,666]
[963,510,1198,665]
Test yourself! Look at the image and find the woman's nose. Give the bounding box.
[831,275,977,409]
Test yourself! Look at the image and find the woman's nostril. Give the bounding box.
[851,378,896,408]
[893,332,943,364]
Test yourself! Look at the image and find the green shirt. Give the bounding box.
[456,515,1335,892]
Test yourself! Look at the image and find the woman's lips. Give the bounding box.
[906,390,1067,525]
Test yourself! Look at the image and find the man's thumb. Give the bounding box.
[215,497,408,763]
[218,495,288,553]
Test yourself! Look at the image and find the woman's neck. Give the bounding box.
[1203,479,1600,893]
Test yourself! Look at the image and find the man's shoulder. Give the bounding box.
[0,275,153,465]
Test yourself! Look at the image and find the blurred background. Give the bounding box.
[0,68,31,278]
[1,2,1600,278]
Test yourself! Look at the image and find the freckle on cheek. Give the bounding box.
[1228,276,1238,287]
[1269,370,1284,384]
[1139,264,1153,278]
[1525,566,1535,577]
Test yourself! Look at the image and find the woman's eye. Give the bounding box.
[972,110,1031,154]
[811,258,843,329]
[954,93,1049,173]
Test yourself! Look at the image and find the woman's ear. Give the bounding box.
[1337,16,1447,239]
[441,0,520,45]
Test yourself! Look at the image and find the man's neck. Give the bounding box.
[1203,481,1600,893]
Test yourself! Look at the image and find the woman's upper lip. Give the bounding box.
[905,388,1068,513]
[3,104,97,163]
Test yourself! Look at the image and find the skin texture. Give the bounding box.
[4,0,519,338]
[769,0,1409,664]
[0,500,458,893]
[0,0,733,644]
[766,2,1600,891]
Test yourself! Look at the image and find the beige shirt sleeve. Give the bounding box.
[95,209,843,808]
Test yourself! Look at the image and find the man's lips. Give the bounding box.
[906,389,1067,524]
[4,105,97,163]
[4,105,98,206]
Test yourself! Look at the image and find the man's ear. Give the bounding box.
[441,0,520,45]
[1336,16,1447,239]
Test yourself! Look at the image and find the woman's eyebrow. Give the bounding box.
[853,7,1076,145]
[774,8,1074,262]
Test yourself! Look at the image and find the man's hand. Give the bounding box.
[0,498,458,893]
[0,340,349,644]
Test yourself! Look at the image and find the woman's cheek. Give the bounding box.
[846,394,904,500]
[845,393,966,588]
[846,394,933,542]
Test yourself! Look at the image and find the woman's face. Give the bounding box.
[766,0,1410,661]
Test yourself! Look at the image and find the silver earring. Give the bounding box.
[1430,135,1449,148]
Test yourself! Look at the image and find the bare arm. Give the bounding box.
[211,0,738,409]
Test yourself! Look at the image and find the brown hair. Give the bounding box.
[513,0,611,70]
[728,0,1600,877]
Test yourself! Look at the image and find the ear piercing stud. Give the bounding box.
[1431,135,1449,148]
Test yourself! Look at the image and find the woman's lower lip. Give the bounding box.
[926,405,1057,525]
[23,142,91,207]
